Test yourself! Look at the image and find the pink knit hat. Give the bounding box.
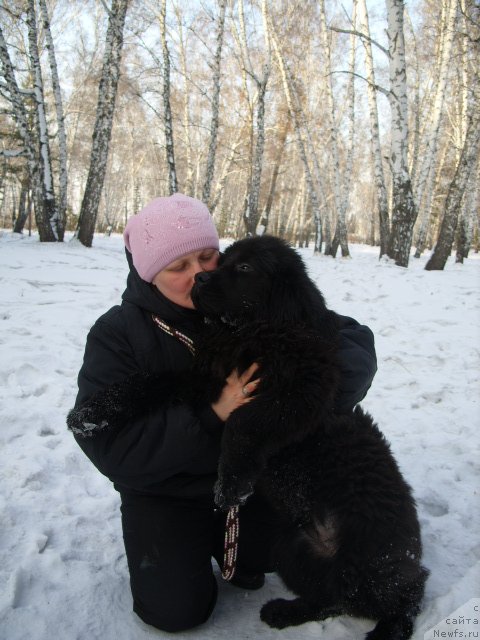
[124,193,219,282]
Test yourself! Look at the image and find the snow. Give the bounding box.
[0,230,479,640]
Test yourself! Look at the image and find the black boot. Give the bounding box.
[229,569,265,590]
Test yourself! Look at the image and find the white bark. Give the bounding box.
[27,0,59,240]
[426,111,480,270]
[267,9,323,250]
[456,156,479,260]
[414,0,458,249]
[239,0,271,236]
[0,29,33,161]
[210,125,245,214]
[269,24,322,252]
[357,0,390,256]
[405,8,421,185]
[174,5,194,196]
[76,0,129,247]
[202,0,227,207]
[386,0,418,267]
[160,0,177,195]
[257,113,289,237]
[38,0,68,241]
[0,13,55,241]
[320,0,350,257]
[286,65,330,249]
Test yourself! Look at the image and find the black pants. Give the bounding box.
[120,491,280,632]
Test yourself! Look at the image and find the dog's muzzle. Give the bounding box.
[191,271,214,314]
[194,271,211,285]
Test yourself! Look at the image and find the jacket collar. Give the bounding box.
[121,248,204,337]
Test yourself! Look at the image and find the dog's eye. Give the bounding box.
[236,263,253,273]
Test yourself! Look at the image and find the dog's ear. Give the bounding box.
[267,273,329,328]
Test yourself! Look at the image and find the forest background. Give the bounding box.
[0,0,479,270]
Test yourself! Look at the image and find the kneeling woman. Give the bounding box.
[70,193,377,632]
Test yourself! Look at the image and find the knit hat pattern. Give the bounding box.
[124,193,219,282]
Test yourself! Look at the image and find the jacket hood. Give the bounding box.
[122,248,204,337]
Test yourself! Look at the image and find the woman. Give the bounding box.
[72,193,377,632]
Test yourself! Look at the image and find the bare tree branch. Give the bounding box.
[330,25,389,56]
[330,69,390,97]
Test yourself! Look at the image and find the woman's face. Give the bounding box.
[152,248,219,309]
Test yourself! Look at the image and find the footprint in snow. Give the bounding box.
[38,426,56,437]
[419,495,449,518]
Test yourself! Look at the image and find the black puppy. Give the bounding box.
[68,236,427,639]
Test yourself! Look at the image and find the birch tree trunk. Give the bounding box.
[13,176,29,234]
[385,0,418,267]
[406,7,421,186]
[243,69,269,235]
[286,62,331,251]
[174,5,193,196]
[413,0,457,257]
[425,112,480,270]
[210,125,245,214]
[160,0,177,195]
[202,0,227,207]
[38,0,67,241]
[321,0,351,258]
[357,0,390,257]
[27,0,60,240]
[256,113,289,236]
[240,0,270,236]
[455,157,479,262]
[0,20,56,241]
[267,10,323,251]
[75,0,129,247]
[414,137,449,257]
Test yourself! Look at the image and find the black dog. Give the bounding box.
[68,236,427,639]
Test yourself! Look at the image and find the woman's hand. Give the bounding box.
[211,362,260,422]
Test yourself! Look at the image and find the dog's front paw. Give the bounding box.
[214,475,254,509]
[260,598,292,629]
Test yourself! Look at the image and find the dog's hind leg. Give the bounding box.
[361,561,428,640]
[260,521,345,630]
[260,597,342,629]
[365,612,415,640]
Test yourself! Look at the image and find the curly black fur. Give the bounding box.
[67,235,428,639]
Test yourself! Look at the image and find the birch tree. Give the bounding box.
[160,0,177,195]
[385,0,418,267]
[209,125,246,215]
[174,4,193,195]
[38,0,67,241]
[455,157,479,262]
[0,15,57,241]
[26,0,61,240]
[256,111,290,237]
[413,0,458,257]
[321,0,351,258]
[425,110,480,270]
[75,0,129,247]
[236,0,271,236]
[267,11,323,251]
[425,0,480,269]
[283,58,330,251]
[12,173,31,234]
[357,0,390,256]
[202,0,227,207]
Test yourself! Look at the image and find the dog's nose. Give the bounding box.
[195,271,211,285]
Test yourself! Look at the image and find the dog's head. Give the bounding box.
[191,235,329,328]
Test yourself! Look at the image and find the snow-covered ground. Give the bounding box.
[0,230,479,640]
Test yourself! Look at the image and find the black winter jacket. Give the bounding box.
[73,252,377,498]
